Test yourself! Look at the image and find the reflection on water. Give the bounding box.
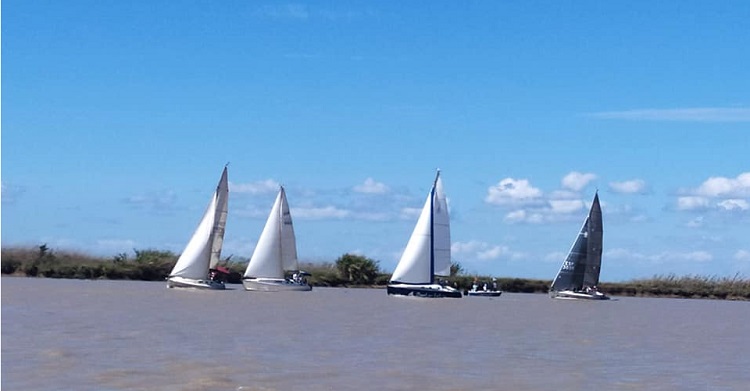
[2,277,749,390]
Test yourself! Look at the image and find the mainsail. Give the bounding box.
[550,193,603,292]
[244,187,299,279]
[209,168,229,269]
[390,171,451,284]
[169,167,229,280]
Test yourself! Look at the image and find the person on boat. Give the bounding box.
[492,278,498,291]
[482,282,488,291]
[472,278,479,292]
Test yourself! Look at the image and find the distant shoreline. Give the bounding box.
[3,246,749,301]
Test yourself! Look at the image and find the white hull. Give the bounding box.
[242,278,312,292]
[466,290,502,297]
[167,276,225,290]
[550,290,609,300]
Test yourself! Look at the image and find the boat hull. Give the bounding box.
[387,283,462,298]
[466,290,502,297]
[242,278,312,292]
[167,276,225,290]
[550,290,610,300]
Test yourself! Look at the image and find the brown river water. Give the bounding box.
[2,277,749,390]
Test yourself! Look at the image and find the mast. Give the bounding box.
[429,169,440,284]
[278,186,284,265]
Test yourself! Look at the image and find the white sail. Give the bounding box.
[390,172,451,284]
[169,167,228,280]
[244,187,299,279]
[432,175,451,276]
[209,168,229,269]
[278,188,299,272]
[391,191,433,284]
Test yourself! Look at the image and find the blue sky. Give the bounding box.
[3,1,749,281]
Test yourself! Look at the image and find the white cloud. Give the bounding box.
[735,250,750,261]
[677,173,750,213]
[562,172,597,191]
[504,210,527,223]
[292,205,350,220]
[477,246,505,260]
[125,191,178,210]
[589,107,750,122]
[677,196,710,211]
[605,248,713,263]
[684,251,713,262]
[694,173,750,198]
[503,197,586,224]
[452,240,524,261]
[609,179,647,194]
[485,178,543,205]
[503,209,546,224]
[717,199,750,211]
[288,205,390,221]
[686,216,704,228]
[351,212,391,222]
[230,179,280,195]
[353,178,389,194]
[234,205,275,219]
[549,199,585,214]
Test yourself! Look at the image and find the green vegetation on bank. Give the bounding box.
[2,245,749,300]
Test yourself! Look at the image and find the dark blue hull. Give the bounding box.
[387,284,462,298]
[466,290,502,297]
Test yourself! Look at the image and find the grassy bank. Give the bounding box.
[2,246,749,300]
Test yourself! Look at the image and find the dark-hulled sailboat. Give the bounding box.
[387,170,462,298]
[549,192,609,300]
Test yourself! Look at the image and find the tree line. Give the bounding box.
[2,245,749,300]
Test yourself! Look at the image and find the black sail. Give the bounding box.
[550,217,589,292]
[582,193,603,288]
[551,193,603,292]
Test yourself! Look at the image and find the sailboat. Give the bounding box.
[242,186,312,292]
[387,171,462,298]
[549,192,609,300]
[167,166,229,290]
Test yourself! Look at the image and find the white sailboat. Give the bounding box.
[242,186,311,292]
[167,167,229,290]
[549,192,610,300]
[387,171,462,298]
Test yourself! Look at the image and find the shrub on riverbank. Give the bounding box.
[602,274,750,300]
[1,246,177,281]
